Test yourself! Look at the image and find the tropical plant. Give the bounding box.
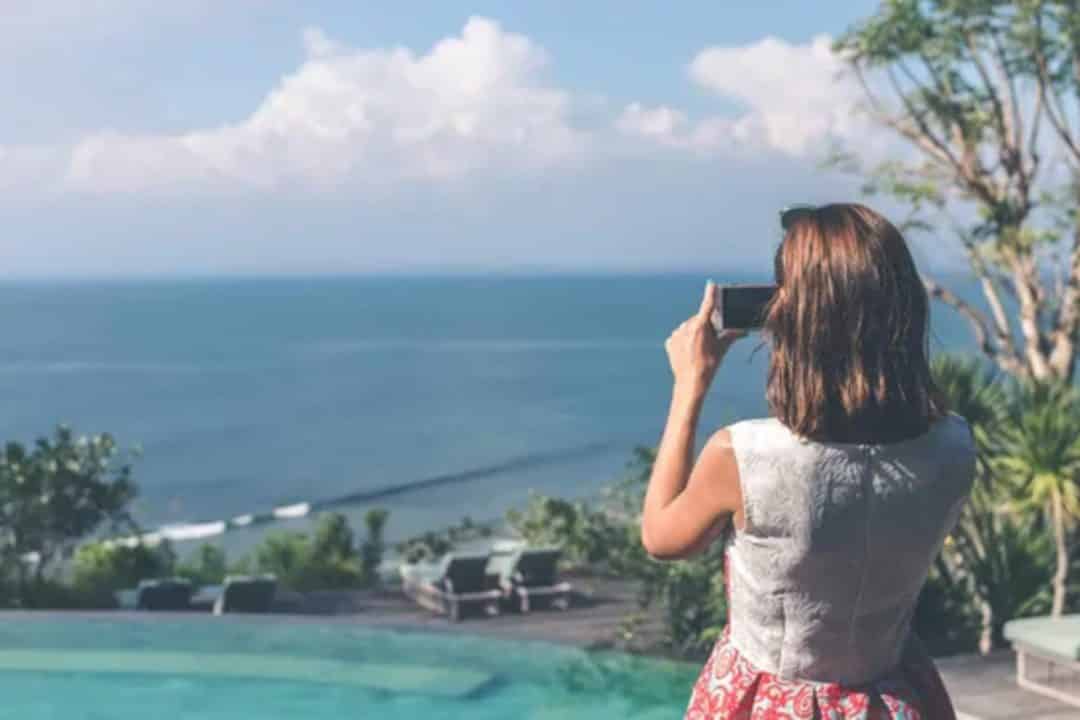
[71,540,177,604]
[503,446,727,656]
[395,516,495,564]
[996,381,1080,616]
[930,355,1055,650]
[914,558,981,656]
[0,426,138,606]
[931,354,1009,459]
[836,1,1080,383]
[360,509,389,581]
[176,543,228,586]
[506,493,626,570]
[245,512,384,591]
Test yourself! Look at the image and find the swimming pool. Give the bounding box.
[0,615,697,719]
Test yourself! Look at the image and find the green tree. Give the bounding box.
[929,356,1054,650]
[395,516,494,564]
[176,544,228,586]
[836,1,1080,382]
[506,494,624,570]
[505,447,727,656]
[360,509,389,581]
[71,540,176,604]
[246,512,383,591]
[0,427,138,605]
[997,380,1080,616]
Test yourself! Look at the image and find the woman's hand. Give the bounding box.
[664,281,744,397]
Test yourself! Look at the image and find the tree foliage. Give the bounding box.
[505,445,727,657]
[837,0,1080,382]
[0,426,138,606]
[245,511,388,591]
[928,355,1061,650]
[176,543,227,586]
[71,540,177,604]
[996,379,1080,616]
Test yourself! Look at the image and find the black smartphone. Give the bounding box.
[711,284,777,332]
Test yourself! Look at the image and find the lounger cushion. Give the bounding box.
[1004,615,1080,661]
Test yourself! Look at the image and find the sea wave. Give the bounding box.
[106,440,620,547]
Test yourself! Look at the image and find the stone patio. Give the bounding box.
[938,652,1080,720]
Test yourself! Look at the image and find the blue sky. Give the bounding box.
[2,1,951,278]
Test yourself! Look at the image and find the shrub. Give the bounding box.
[396,516,495,564]
[505,446,727,656]
[506,494,625,571]
[914,561,981,657]
[0,426,139,606]
[360,509,389,579]
[69,540,177,607]
[176,544,228,586]
[241,511,389,591]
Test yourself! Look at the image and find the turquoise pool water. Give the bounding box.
[0,616,698,719]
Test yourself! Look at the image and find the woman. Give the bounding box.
[643,203,975,719]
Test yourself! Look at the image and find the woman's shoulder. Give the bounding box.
[725,417,802,451]
[727,413,974,452]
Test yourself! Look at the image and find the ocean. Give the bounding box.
[0,274,978,556]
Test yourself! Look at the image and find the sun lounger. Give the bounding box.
[212,575,277,615]
[134,577,193,611]
[1004,615,1080,708]
[401,553,502,621]
[493,547,572,613]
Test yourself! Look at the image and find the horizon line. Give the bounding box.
[0,267,976,285]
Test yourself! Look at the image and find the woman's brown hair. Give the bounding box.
[765,203,946,443]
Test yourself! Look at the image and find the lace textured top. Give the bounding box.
[723,413,975,686]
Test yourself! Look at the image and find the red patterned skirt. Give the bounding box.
[685,628,955,719]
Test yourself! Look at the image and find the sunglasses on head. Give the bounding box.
[779,204,817,232]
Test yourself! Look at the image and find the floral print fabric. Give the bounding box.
[685,628,954,720]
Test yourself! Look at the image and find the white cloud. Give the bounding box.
[619,35,879,160]
[616,103,765,155]
[65,17,586,193]
[616,103,688,142]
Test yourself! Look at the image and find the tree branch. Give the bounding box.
[1003,247,1051,379]
[924,276,1026,378]
[880,64,1003,207]
[1033,7,1080,166]
[877,65,960,168]
[1025,76,1044,187]
[965,238,1018,361]
[965,30,1013,157]
[990,31,1023,155]
[1049,221,1080,380]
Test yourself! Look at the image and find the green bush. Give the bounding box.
[506,494,625,570]
[69,540,177,607]
[360,509,389,579]
[19,579,114,610]
[240,511,388,591]
[396,516,494,564]
[0,426,139,606]
[176,544,228,586]
[914,561,981,656]
[504,446,726,656]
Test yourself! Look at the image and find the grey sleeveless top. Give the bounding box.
[725,412,975,686]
